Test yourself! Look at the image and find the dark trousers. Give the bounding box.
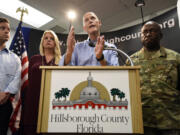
[144,127,180,135]
[0,99,13,135]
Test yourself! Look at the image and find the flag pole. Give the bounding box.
[8,7,29,134]
[16,7,28,22]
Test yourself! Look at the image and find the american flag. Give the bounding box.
[8,21,29,134]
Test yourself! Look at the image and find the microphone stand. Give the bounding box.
[104,47,134,66]
[88,39,134,66]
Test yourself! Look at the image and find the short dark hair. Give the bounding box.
[0,17,9,23]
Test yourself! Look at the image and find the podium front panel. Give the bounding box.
[37,66,143,134]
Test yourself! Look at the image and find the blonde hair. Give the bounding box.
[39,30,61,65]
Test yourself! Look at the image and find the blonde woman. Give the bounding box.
[20,30,61,135]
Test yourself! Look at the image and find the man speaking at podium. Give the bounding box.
[59,12,119,66]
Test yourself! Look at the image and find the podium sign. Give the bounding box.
[37,66,143,134]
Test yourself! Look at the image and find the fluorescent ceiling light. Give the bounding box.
[0,0,53,28]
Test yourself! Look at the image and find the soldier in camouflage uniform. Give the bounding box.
[129,21,180,135]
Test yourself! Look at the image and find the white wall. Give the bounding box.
[178,0,180,27]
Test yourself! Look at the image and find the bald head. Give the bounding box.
[142,21,161,33]
[82,12,101,37]
[83,12,99,26]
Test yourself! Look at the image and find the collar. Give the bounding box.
[138,46,167,60]
[87,37,97,47]
[87,37,97,43]
[0,47,10,53]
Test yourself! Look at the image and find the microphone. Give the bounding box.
[88,41,95,47]
[89,40,115,49]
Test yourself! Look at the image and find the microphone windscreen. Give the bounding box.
[89,41,95,47]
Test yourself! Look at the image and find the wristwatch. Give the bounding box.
[96,54,104,61]
[5,92,10,95]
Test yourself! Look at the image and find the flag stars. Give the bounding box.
[10,28,27,58]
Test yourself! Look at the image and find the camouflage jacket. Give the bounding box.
[130,46,180,129]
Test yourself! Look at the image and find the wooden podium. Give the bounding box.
[37,66,143,134]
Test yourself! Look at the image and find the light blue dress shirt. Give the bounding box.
[59,39,119,66]
[0,48,21,94]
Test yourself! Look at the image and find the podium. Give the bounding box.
[37,66,143,134]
